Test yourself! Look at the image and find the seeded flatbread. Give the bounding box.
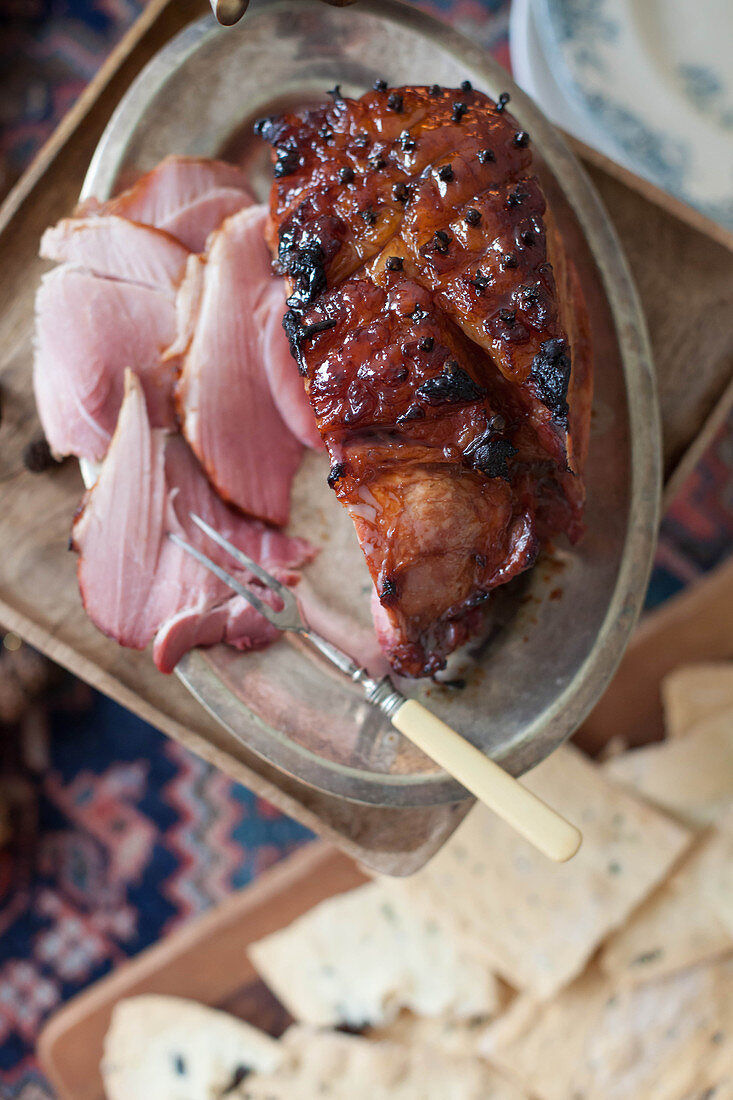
[702,806,733,936]
[102,995,282,1100]
[248,881,500,1028]
[605,713,733,829]
[239,1025,530,1100]
[481,957,733,1100]
[365,1003,509,1059]
[378,745,691,999]
[662,663,733,739]
[599,828,733,988]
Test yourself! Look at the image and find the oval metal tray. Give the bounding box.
[81,0,661,807]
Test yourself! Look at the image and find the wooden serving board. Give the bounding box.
[1,0,732,870]
[36,842,366,1100]
[35,550,733,1099]
[576,554,733,753]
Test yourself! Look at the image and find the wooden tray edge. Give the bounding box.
[567,135,733,256]
[37,841,367,1100]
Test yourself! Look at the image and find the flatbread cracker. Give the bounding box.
[702,806,733,935]
[599,829,733,988]
[379,745,691,999]
[248,881,500,1028]
[605,712,733,828]
[365,1004,508,1059]
[481,957,733,1100]
[240,1025,530,1099]
[662,663,733,738]
[101,995,281,1100]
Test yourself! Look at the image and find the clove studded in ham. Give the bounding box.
[174,205,306,525]
[34,266,178,461]
[73,372,315,673]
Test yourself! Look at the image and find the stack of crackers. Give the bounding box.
[102,663,733,1099]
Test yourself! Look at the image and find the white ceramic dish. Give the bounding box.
[533,0,733,230]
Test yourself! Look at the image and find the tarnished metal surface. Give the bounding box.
[81,0,661,807]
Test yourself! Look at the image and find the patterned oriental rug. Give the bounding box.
[0,2,731,1096]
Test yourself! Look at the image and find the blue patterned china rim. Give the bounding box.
[535,0,733,230]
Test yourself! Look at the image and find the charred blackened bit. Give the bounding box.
[283,241,328,310]
[397,403,426,425]
[327,462,346,487]
[282,309,306,373]
[531,338,571,423]
[301,318,337,340]
[416,363,484,405]
[379,574,399,606]
[464,431,516,480]
[282,310,336,373]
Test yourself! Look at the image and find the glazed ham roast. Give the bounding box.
[260,82,592,677]
[34,86,592,679]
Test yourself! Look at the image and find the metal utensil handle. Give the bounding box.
[210,0,357,26]
[391,699,582,862]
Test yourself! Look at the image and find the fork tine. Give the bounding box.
[168,532,289,628]
[188,512,294,602]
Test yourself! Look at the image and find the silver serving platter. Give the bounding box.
[80,0,661,807]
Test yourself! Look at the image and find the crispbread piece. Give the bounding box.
[239,1025,530,1100]
[662,663,733,738]
[605,713,733,829]
[599,828,733,988]
[702,806,733,935]
[378,744,691,999]
[481,957,733,1100]
[101,995,282,1100]
[248,881,500,1028]
[365,1008,502,1059]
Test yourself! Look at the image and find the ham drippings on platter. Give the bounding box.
[260,83,593,677]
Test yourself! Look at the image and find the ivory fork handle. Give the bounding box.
[391,699,582,862]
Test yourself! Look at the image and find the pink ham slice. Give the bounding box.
[156,186,254,251]
[88,155,254,232]
[175,205,304,525]
[152,595,280,674]
[40,216,190,295]
[73,371,314,673]
[34,266,177,460]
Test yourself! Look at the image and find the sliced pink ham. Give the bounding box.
[175,205,303,525]
[85,156,253,235]
[40,216,189,295]
[34,266,177,460]
[156,186,254,251]
[163,433,312,578]
[258,281,323,451]
[152,595,280,674]
[73,371,314,672]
